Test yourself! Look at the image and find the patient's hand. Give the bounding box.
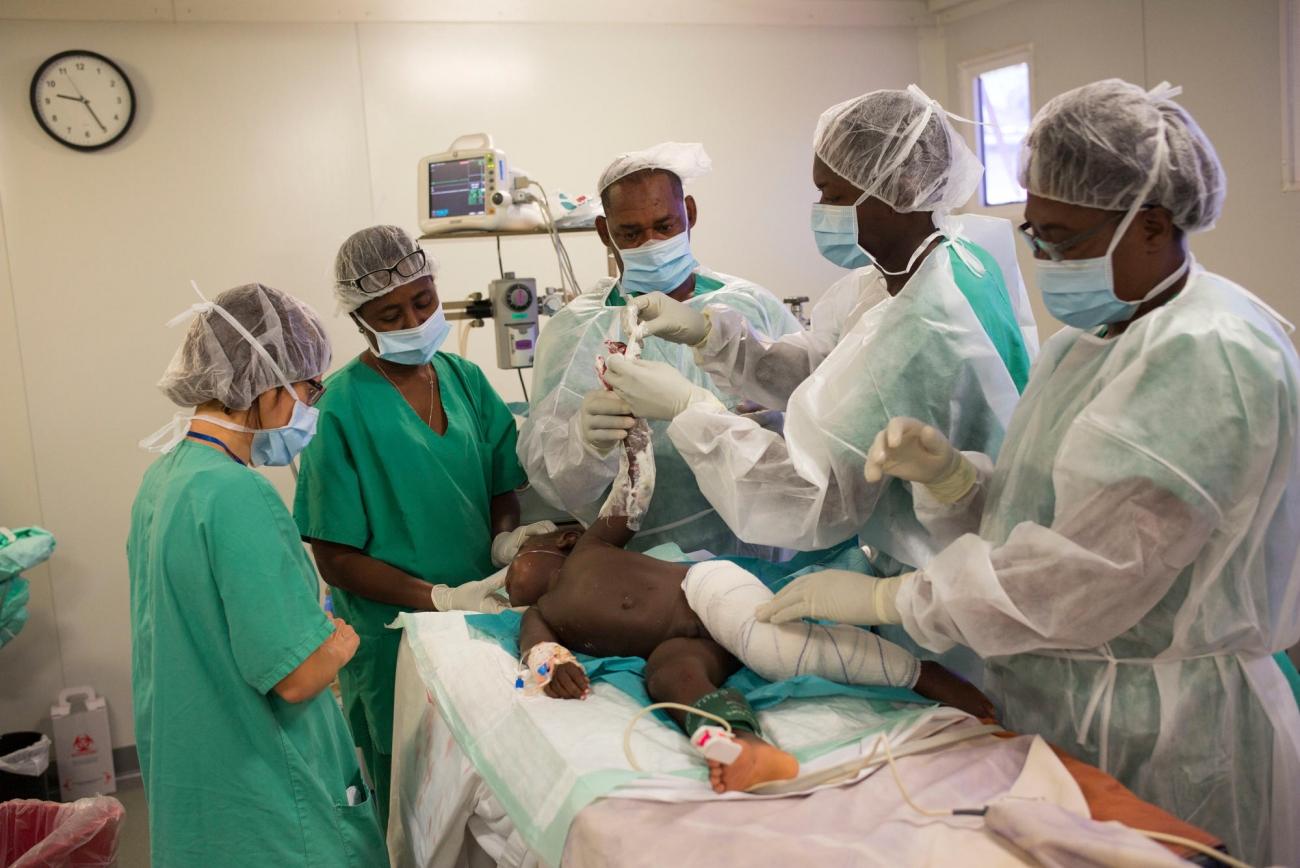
[544,661,590,700]
[912,660,997,720]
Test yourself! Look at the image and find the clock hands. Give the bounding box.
[58,71,107,134]
[82,101,107,133]
[56,93,81,101]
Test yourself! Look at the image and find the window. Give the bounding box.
[961,48,1033,207]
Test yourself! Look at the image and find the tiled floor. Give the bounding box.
[113,775,151,867]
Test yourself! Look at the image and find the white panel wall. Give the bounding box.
[0,21,377,745]
[0,17,919,746]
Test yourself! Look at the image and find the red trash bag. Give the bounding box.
[0,797,123,867]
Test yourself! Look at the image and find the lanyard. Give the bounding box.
[185,431,247,466]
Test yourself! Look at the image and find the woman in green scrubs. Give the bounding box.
[129,284,387,867]
[294,226,547,828]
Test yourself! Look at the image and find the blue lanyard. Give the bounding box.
[186,431,247,466]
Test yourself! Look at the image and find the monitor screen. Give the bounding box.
[427,156,490,219]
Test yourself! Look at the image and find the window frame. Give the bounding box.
[958,44,1035,212]
[1283,0,1300,191]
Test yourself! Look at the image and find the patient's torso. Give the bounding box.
[537,543,698,660]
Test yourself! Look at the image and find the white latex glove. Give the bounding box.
[632,292,711,346]
[754,569,907,626]
[603,354,722,421]
[430,573,511,614]
[864,417,976,504]
[491,520,558,568]
[579,389,636,454]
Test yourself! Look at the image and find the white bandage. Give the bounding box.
[683,561,920,688]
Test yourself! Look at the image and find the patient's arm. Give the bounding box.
[520,605,590,699]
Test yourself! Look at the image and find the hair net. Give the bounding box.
[1019,79,1225,232]
[333,224,438,313]
[814,85,982,214]
[158,283,331,411]
[597,142,712,195]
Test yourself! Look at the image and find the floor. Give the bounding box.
[113,775,151,867]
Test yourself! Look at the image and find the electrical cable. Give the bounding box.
[517,368,529,403]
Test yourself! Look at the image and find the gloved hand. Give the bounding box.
[632,292,711,346]
[430,574,510,614]
[754,569,908,626]
[491,520,559,568]
[864,417,976,504]
[603,354,722,421]
[579,389,636,454]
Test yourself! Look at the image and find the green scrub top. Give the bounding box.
[948,240,1032,392]
[128,439,386,868]
[605,271,725,307]
[292,352,526,796]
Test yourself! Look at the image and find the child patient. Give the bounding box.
[506,516,994,793]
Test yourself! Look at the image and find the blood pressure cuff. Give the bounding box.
[684,687,762,738]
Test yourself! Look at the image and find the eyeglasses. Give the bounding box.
[303,378,326,407]
[342,248,427,295]
[1017,211,1128,262]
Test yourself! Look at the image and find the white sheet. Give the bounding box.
[389,613,1191,868]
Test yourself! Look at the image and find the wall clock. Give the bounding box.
[30,50,136,151]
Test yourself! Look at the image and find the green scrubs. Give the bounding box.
[293,352,526,828]
[128,439,386,868]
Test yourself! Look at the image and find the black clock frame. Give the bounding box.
[29,49,136,152]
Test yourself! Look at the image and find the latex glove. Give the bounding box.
[579,389,636,454]
[754,569,907,626]
[603,354,722,421]
[491,520,558,568]
[632,292,711,346]
[864,417,976,504]
[431,574,510,613]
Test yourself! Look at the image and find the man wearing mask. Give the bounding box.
[518,142,799,558]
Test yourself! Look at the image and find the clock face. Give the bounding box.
[30,50,135,152]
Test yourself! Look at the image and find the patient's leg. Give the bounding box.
[645,637,797,793]
[683,561,921,688]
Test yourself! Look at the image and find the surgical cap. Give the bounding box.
[597,142,712,195]
[814,85,982,214]
[1020,79,1224,232]
[333,224,437,313]
[159,283,331,411]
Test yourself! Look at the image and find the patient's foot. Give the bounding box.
[913,660,997,720]
[707,732,798,794]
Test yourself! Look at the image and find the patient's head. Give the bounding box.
[505,529,581,606]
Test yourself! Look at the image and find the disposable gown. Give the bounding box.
[899,268,1300,866]
[518,268,799,557]
[695,215,1038,412]
[668,236,1029,569]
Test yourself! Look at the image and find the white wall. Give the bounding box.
[938,0,1300,346]
[0,16,920,746]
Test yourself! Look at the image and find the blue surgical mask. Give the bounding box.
[357,305,451,365]
[617,231,699,296]
[190,392,319,467]
[1035,201,1191,329]
[250,399,319,467]
[812,193,942,276]
[811,191,873,269]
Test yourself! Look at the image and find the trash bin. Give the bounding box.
[0,734,51,802]
[0,797,123,868]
